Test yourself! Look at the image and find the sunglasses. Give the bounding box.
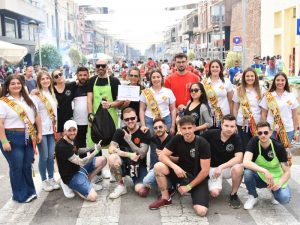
[153,125,164,130]
[258,131,269,136]
[96,64,107,69]
[124,116,136,122]
[54,72,63,79]
[129,74,139,78]
[190,88,200,93]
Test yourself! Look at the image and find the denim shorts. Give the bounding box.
[68,158,96,198]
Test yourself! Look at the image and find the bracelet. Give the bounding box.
[1,139,9,145]
[128,152,133,159]
[108,103,111,109]
[186,184,192,191]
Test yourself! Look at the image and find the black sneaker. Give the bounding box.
[229,193,241,209]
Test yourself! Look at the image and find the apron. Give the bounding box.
[87,76,119,147]
[256,140,288,188]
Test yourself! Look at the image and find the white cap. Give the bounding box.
[64,120,77,131]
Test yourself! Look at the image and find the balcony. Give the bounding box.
[0,0,45,22]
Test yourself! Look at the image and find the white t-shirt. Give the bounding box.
[32,91,57,135]
[140,87,176,118]
[73,95,88,125]
[259,91,299,132]
[161,63,170,77]
[204,77,233,115]
[232,88,262,126]
[0,95,37,128]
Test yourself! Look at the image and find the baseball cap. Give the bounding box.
[64,120,77,130]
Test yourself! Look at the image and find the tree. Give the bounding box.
[34,44,62,69]
[68,48,81,66]
[187,49,196,61]
[81,54,88,65]
[225,51,242,69]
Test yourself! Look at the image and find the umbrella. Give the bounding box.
[0,40,28,63]
[86,52,113,61]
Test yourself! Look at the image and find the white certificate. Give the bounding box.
[117,85,140,102]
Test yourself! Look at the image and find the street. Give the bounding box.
[0,150,299,225]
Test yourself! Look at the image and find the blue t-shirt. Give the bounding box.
[229,67,242,83]
[25,79,37,93]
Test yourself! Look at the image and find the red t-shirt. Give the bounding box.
[165,71,200,107]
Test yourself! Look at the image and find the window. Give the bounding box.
[21,23,29,40]
[5,17,18,38]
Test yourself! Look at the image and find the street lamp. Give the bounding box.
[28,20,42,67]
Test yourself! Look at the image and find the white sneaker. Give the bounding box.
[92,183,103,191]
[91,175,103,184]
[60,180,75,198]
[42,180,54,192]
[110,175,116,183]
[109,185,127,199]
[101,170,111,179]
[271,196,279,205]
[48,178,60,190]
[244,195,258,210]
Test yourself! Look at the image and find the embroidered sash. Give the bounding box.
[142,88,162,119]
[265,92,291,166]
[36,93,58,139]
[202,78,223,126]
[238,91,257,136]
[0,96,38,154]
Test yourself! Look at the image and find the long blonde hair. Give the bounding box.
[36,70,57,104]
[237,67,261,99]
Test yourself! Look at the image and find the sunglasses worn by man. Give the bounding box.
[96,64,107,69]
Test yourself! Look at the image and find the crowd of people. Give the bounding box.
[0,52,297,217]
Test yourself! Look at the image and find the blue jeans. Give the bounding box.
[272,131,294,143]
[244,169,291,204]
[143,168,156,187]
[0,131,36,203]
[68,158,96,198]
[145,114,171,169]
[37,134,55,181]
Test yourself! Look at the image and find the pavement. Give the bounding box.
[0,149,300,225]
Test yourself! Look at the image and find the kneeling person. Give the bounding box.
[108,107,150,199]
[149,115,211,217]
[201,114,244,209]
[55,120,107,201]
[243,122,291,210]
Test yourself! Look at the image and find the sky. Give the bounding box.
[74,0,199,52]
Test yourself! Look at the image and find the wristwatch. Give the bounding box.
[88,113,94,123]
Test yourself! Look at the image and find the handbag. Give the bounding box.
[91,104,116,146]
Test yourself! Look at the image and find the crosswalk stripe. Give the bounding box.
[75,170,121,225]
[0,176,48,225]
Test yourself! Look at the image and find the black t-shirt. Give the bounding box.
[74,83,88,98]
[55,81,76,132]
[151,134,173,150]
[246,137,288,162]
[166,135,211,176]
[55,138,80,184]
[111,127,151,166]
[201,129,243,167]
[87,75,120,101]
[184,102,201,127]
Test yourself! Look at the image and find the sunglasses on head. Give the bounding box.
[190,88,200,93]
[96,64,107,69]
[124,116,136,122]
[54,72,63,79]
[129,74,139,78]
[153,125,164,130]
[258,131,269,136]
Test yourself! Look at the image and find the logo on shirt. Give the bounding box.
[162,96,168,102]
[65,90,71,96]
[286,100,292,106]
[226,144,234,152]
[267,150,274,159]
[219,85,224,90]
[191,112,199,120]
[190,148,196,158]
[133,137,140,145]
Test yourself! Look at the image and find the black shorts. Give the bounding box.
[168,169,209,208]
